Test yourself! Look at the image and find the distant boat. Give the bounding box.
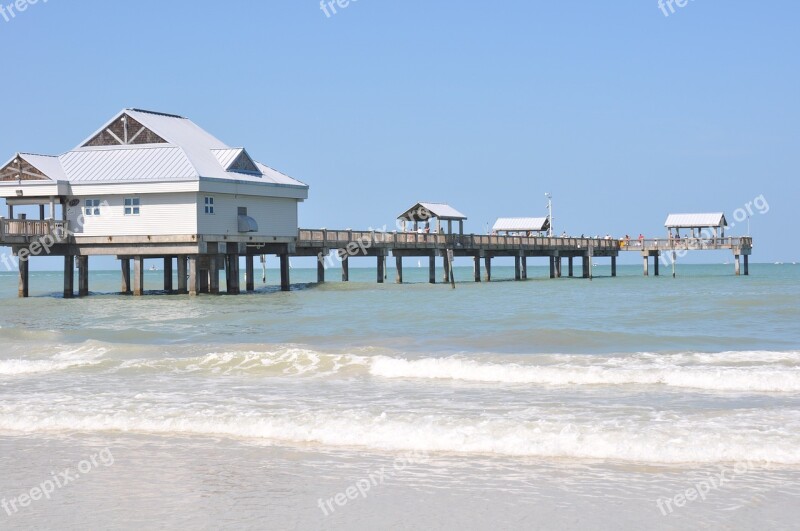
[149,265,159,271]
[417,260,422,268]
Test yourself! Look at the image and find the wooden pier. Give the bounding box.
[0,220,753,298]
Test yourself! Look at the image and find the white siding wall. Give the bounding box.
[196,193,299,237]
[66,192,198,237]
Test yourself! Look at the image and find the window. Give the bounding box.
[204,196,215,214]
[124,197,140,216]
[84,199,101,217]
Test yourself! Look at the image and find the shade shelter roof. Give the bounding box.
[398,202,467,222]
[664,213,727,229]
[493,217,550,233]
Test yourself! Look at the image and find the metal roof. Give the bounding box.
[493,217,550,233]
[398,202,467,221]
[1,109,308,193]
[664,213,727,228]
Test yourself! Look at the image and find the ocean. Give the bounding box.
[1,263,799,530]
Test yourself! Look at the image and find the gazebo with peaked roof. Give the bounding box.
[398,202,467,234]
[492,217,550,236]
[664,213,728,239]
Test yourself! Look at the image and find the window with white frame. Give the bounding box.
[204,196,215,214]
[84,199,101,217]
[124,197,140,216]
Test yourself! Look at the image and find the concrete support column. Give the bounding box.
[246,255,255,291]
[280,254,291,291]
[611,256,617,277]
[163,257,173,292]
[653,254,660,277]
[341,255,349,282]
[63,255,74,299]
[199,266,210,294]
[177,256,188,294]
[735,254,741,276]
[78,256,89,297]
[549,256,556,279]
[227,255,240,294]
[133,256,144,296]
[556,257,562,278]
[429,254,436,284]
[377,254,385,284]
[474,255,481,282]
[395,256,403,284]
[744,255,749,276]
[442,252,450,283]
[583,255,590,278]
[484,256,492,282]
[643,255,649,277]
[121,259,131,294]
[568,257,574,278]
[18,255,29,298]
[39,204,45,220]
[188,256,199,296]
[209,255,220,295]
[521,256,528,280]
[514,256,521,281]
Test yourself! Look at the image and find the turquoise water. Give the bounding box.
[1,264,799,529]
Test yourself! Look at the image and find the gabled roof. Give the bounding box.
[493,217,550,233]
[665,213,727,228]
[1,109,308,192]
[0,153,65,182]
[398,202,467,221]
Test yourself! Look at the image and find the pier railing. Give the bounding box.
[298,230,620,251]
[620,237,752,252]
[0,219,69,240]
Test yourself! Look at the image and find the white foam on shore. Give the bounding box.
[0,346,106,376]
[369,352,800,392]
[1,406,799,465]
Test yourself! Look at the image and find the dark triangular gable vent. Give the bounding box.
[229,150,260,174]
[0,157,51,182]
[82,113,167,147]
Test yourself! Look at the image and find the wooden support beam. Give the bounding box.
[133,256,144,296]
[209,255,220,295]
[341,255,349,282]
[78,256,89,297]
[18,255,29,298]
[188,256,199,296]
[163,257,173,292]
[395,256,403,284]
[246,255,255,291]
[280,254,291,291]
[177,256,188,294]
[473,255,481,282]
[63,255,74,299]
[121,258,131,294]
[484,256,492,282]
[429,254,436,284]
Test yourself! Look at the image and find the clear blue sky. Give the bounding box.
[1,0,798,270]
